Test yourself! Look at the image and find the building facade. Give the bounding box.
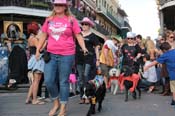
[156,0,175,35]
[0,0,131,40]
[95,0,131,36]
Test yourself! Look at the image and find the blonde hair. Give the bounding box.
[145,39,156,60]
[165,30,173,38]
[49,6,72,17]
[140,39,146,49]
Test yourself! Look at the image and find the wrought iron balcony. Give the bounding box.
[159,0,175,6]
[0,0,109,35]
[106,11,121,28]
[70,7,109,35]
[0,0,52,10]
[94,22,109,35]
[70,7,85,20]
[83,0,96,10]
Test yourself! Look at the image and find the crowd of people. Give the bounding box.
[0,0,175,116]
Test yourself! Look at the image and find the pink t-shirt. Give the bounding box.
[42,16,81,55]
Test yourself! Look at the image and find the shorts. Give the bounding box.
[28,55,45,73]
[100,63,111,77]
[170,80,175,92]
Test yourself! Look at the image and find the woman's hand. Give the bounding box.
[82,47,88,55]
[35,50,40,60]
[96,60,100,66]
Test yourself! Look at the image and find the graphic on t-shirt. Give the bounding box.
[49,23,67,41]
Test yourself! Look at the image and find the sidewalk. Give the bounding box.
[0,92,175,116]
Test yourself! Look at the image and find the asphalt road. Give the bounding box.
[0,92,175,116]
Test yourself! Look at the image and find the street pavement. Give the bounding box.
[0,92,175,116]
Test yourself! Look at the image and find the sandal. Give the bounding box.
[25,99,32,104]
[85,99,90,104]
[49,107,60,116]
[79,99,85,104]
[32,100,45,105]
[57,114,66,116]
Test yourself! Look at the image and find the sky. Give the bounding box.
[119,0,160,39]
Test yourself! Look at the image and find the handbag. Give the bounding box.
[43,51,50,63]
[43,42,51,63]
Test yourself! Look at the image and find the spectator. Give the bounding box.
[26,21,45,105]
[141,54,157,93]
[144,42,175,106]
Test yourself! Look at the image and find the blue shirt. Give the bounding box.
[157,49,175,80]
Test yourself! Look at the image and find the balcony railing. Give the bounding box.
[83,0,96,10]
[70,7,109,35]
[94,22,109,35]
[0,0,52,10]
[0,0,109,35]
[159,0,175,5]
[106,11,121,28]
[70,7,85,20]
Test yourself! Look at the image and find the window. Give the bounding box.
[104,1,106,8]
[107,4,108,11]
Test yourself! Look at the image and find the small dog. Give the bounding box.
[69,73,77,95]
[120,66,141,102]
[108,68,121,95]
[82,75,106,116]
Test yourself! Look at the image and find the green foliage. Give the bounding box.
[29,2,49,8]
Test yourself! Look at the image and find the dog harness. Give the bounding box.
[89,75,104,89]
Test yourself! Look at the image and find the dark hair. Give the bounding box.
[143,54,150,60]
[160,42,171,51]
[27,22,39,35]
[136,34,142,40]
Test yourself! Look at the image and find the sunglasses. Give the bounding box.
[82,23,89,26]
[53,4,66,7]
[127,38,135,40]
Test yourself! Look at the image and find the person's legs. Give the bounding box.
[84,64,92,82]
[76,64,84,100]
[162,77,171,96]
[26,83,33,103]
[37,74,44,97]
[172,92,175,105]
[44,54,60,115]
[58,55,74,115]
[32,72,42,104]
[140,79,150,90]
[148,85,155,93]
[26,71,33,103]
[100,64,109,88]
[170,81,175,105]
[159,77,165,94]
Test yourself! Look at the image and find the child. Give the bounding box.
[144,42,175,106]
[141,54,157,93]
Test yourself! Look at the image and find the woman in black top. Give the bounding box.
[76,17,100,104]
[121,32,142,73]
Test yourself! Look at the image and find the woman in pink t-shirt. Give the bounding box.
[35,0,87,116]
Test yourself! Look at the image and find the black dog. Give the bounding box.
[121,66,141,102]
[82,76,106,116]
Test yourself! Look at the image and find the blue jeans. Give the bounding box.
[76,64,91,98]
[44,53,74,104]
